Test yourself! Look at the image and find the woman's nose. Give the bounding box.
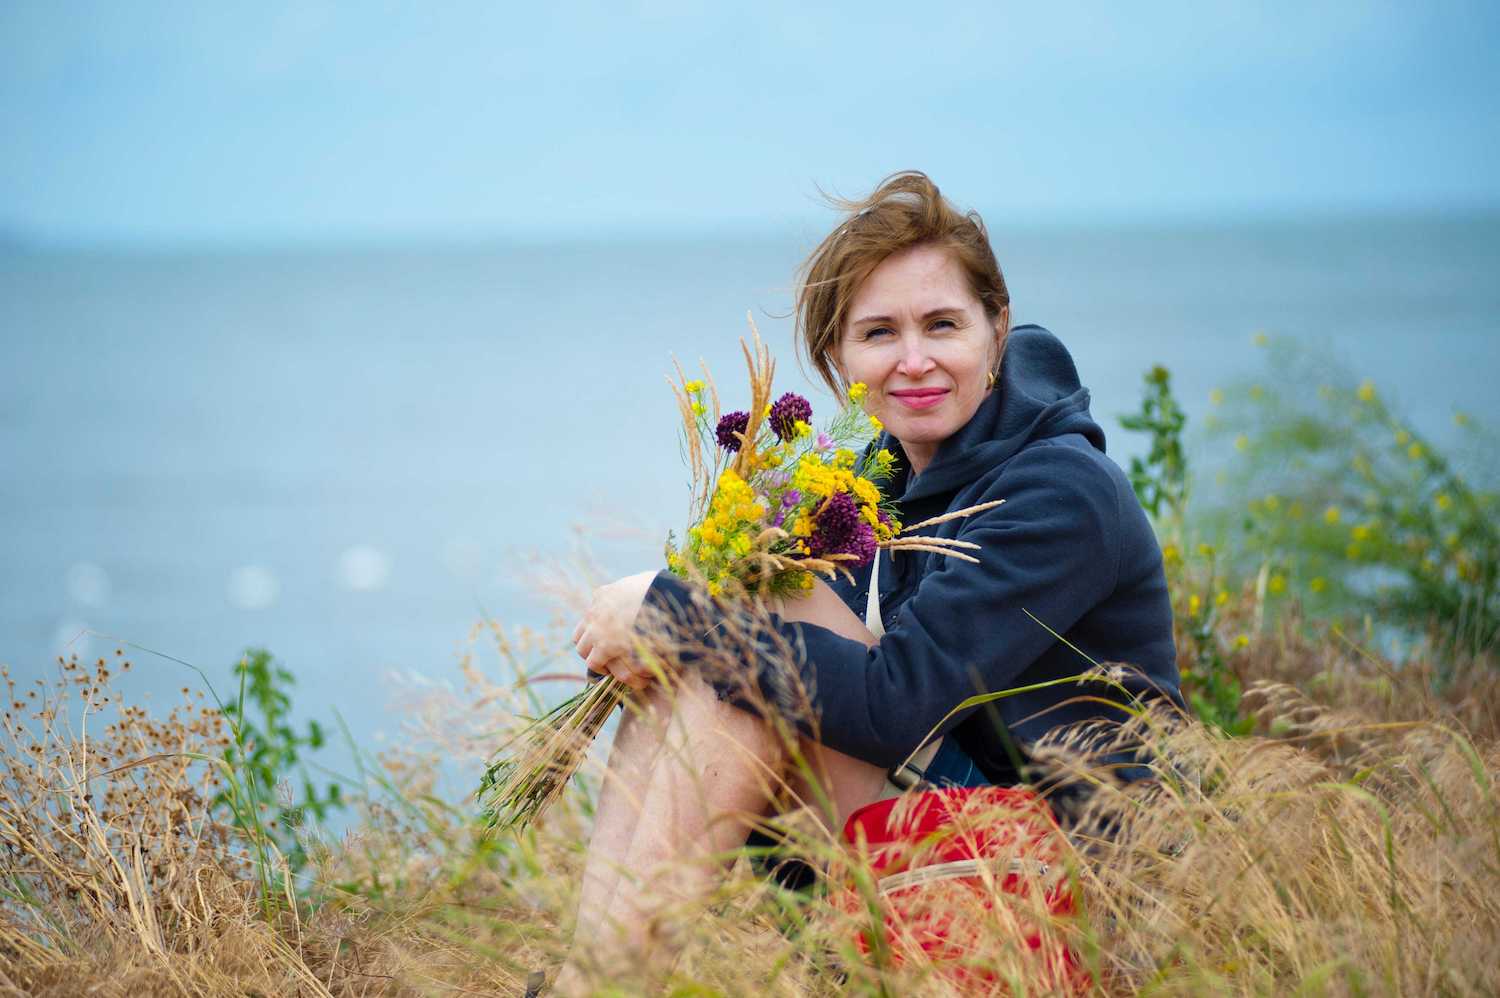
[896,334,934,378]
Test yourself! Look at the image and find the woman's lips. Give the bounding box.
[889,388,949,411]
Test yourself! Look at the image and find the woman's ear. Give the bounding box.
[989,305,1011,371]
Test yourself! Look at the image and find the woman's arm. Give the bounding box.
[647,442,1125,768]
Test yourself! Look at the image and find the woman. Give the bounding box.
[559,172,1180,991]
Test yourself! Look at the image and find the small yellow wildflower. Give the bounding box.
[1197,543,1215,558]
[869,414,883,433]
[1268,574,1286,596]
[1234,434,1250,452]
[683,379,704,394]
[691,401,706,417]
[1407,442,1424,460]
[1444,531,1459,549]
[1249,384,1264,400]
[1394,428,1411,446]
[1289,501,1305,520]
[1435,492,1452,512]
[1234,634,1250,649]
[707,580,722,597]
[1188,594,1202,616]
[1351,524,1371,542]
[1309,576,1327,593]
[1208,388,1224,406]
[848,382,868,403]
[874,448,895,473]
[1263,494,1281,513]
[1162,544,1181,566]
[729,533,751,558]
[1216,590,1230,607]
[1252,331,1268,347]
[1357,380,1376,403]
[833,448,857,470]
[1346,542,1362,559]
[794,419,813,439]
[1323,506,1341,525]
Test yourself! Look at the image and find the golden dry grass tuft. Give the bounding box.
[2,612,1498,996]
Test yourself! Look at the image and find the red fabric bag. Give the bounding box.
[832,786,1086,993]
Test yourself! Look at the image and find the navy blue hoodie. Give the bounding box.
[646,325,1180,780]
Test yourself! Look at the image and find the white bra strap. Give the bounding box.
[864,549,886,638]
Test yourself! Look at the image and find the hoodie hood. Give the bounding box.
[891,325,1106,503]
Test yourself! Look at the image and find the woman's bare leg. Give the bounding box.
[558,579,887,991]
[567,684,674,950]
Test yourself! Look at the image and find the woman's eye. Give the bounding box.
[864,326,893,340]
[930,318,956,331]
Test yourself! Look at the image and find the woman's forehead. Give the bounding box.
[849,246,977,320]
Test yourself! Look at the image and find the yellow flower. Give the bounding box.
[848,382,868,403]
[1262,494,1281,513]
[1351,523,1371,542]
[691,401,706,417]
[1188,594,1202,616]
[1208,388,1224,406]
[1289,501,1305,520]
[1162,544,1181,566]
[729,533,751,558]
[1234,434,1250,452]
[874,448,895,473]
[683,379,704,394]
[1346,542,1362,559]
[833,448,857,470]
[1216,590,1230,607]
[1234,634,1250,649]
[707,580,722,597]
[869,414,883,433]
[1252,331,1269,347]
[1249,384,1264,400]
[1394,428,1411,446]
[1268,574,1286,596]
[1323,505,1341,525]
[794,419,813,439]
[1197,543,1215,558]
[1435,493,1452,512]
[1309,576,1327,593]
[1407,442,1424,460]
[852,477,881,507]
[1357,380,1376,403]
[1444,531,1459,549]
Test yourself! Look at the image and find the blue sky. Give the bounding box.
[3,1,1497,245]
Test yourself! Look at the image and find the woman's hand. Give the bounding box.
[572,570,660,690]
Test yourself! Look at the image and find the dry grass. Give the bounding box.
[2,609,1498,996]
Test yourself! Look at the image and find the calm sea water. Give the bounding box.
[3,215,1498,766]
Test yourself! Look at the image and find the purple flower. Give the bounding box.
[715,411,749,451]
[770,509,785,528]
[769,392,812,442]
[807,490,876,566]
[781,489,802,507]
[815,432,833,451]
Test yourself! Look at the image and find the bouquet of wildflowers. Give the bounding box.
[479,324,996,832]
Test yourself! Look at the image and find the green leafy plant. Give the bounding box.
[1205,336,1499,668]
[215,648,345,877]
[1121,364,1251,735]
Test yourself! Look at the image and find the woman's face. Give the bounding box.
[835,243,1007,476]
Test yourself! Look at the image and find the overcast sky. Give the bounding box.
[3,1,1497,245]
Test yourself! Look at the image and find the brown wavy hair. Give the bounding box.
[795,171,1011,394]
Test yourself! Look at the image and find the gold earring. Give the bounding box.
[986,370,997,390]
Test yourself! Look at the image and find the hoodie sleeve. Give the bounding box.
[644,441,1125,768]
